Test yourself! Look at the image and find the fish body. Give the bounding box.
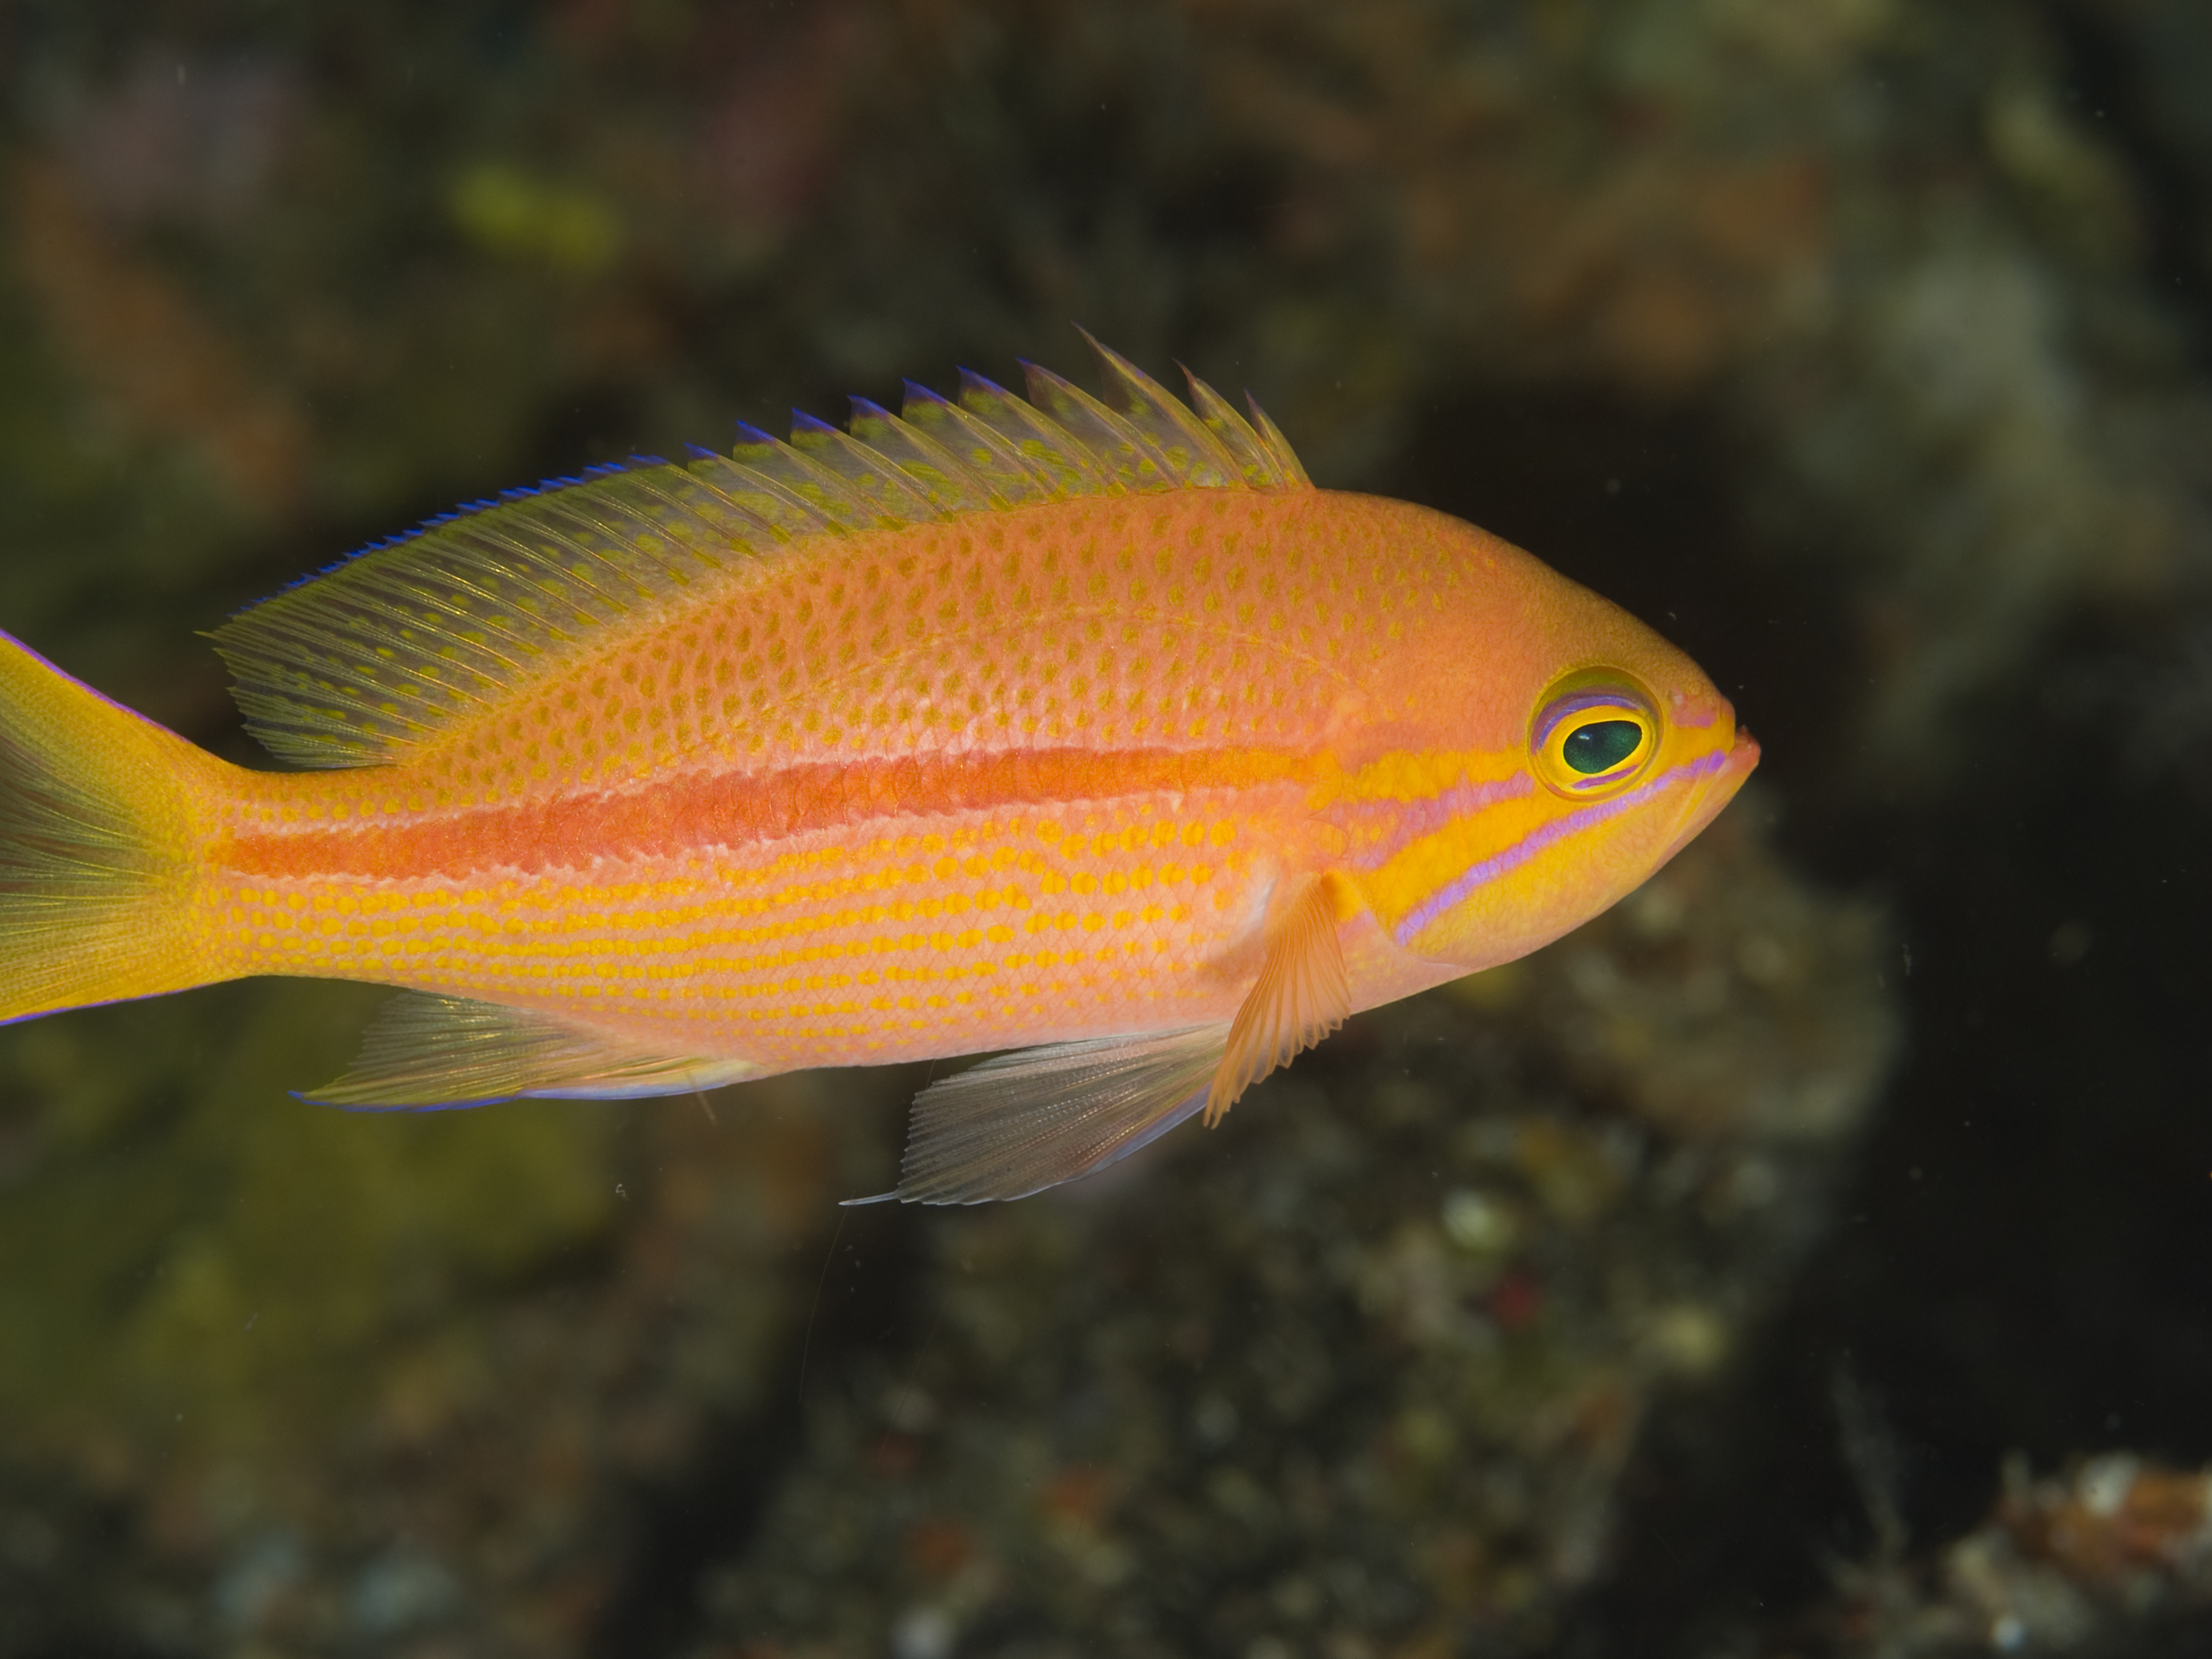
[0,340,1755,1200]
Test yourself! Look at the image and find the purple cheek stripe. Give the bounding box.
[1391,748,1729,946]
[1572,768,1631,792]
[1340,772,1536,872]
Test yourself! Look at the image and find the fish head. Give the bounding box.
[1387,519,1759,970]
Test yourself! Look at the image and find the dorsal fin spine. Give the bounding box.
[1020,361,1177,493]
[731,424,882,531]
[846,396,996,514]
[655,455,791,546]
[216,339,1311,768]
[1247,396,1311,488]
[1078,330,1242,487]
[571,469,746,579]
[527,496,681,591]
[786,411,947,522]
[1180,371,1285,488]
[680,450,830,544]
[899,380,1057,505]
[958,370,1115,498]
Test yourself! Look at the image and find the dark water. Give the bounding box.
[3,4,2211,1656]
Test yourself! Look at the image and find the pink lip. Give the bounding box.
[1723,726,1761,780]
[1658,726,1759,863]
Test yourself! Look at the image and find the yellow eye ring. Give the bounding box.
[1530,672,1659,799]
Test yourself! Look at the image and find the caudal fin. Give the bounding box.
[0,629,222,1022]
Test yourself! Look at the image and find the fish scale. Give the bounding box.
[0,335,1756,1202]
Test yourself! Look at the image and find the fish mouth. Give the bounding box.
[1658,725,1760,865]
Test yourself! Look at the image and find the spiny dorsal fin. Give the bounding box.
[213,337,1310,769]
[1183,369,1307,489]
[1076,327,1242,488]
[1021,359,1178,493]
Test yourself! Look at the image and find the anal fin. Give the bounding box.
[1206,872,1351,1126]
[874,1023,1230,1205]
[303,993,761,1109]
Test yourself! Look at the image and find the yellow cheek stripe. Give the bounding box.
[1390,750,1731,947]
[1310,746,1540,921]
[1316,745,1524,807]
[1361,796,1547,927]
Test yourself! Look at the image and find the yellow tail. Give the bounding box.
[0,629,223,1023]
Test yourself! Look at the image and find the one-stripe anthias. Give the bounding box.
[0,334,1756,1204]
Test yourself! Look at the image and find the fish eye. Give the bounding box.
[1530,673,1659,798]
[1563,720,1643,774]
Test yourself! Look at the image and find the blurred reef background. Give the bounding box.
[2,3,2211,1656]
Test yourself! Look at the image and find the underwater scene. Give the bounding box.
[3,3,2211,1656]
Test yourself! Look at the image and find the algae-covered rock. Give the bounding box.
[9,1,2207,775]
[0,980,875,1654]
[0,811,1889,1656]
[687,805,1895,1658]
[0,977,621,1483]
[3,1,2204,1653]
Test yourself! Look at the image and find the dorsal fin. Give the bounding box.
[213,337,1312,769]
[1078,331,1242,487]
[1020,360,1178,493]
[1182,369,1306,489]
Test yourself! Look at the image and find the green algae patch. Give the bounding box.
[0,979,621,1474]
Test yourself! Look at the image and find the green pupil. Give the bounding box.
[1561,719,1641,775]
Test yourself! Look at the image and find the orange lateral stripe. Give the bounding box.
[220,745,1330,881]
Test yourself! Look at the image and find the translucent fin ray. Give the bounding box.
[303,992,761,1109]
[957,369,1116,497]
[1183,371,1297,489]
[844,397,998,514]
[1246,396,1311,489]
[1077,329,1242,488]
[1020,359,1180,493]
[1207,873,1351,1125]
[897,380,1057,505]
[870,1023,1231,1205]
[787,410,948,520]
[729,424,900,531]
[213,336,1310,769]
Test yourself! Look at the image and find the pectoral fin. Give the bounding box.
[303,993,762,1109]
[865,1023,1231,1206]
[1206,872,1352,1126]
[855,871,1356,1206]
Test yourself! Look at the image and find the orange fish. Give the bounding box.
[0,337,1756,1202]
